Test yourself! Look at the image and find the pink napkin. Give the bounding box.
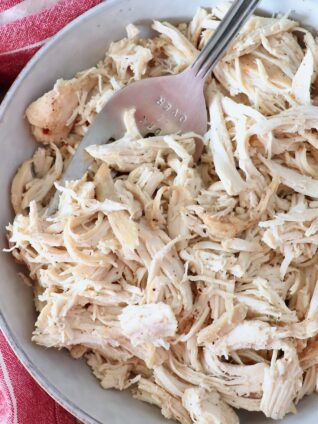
[0,1,104,422]
[0,332,79,424]
[0,0,103,87]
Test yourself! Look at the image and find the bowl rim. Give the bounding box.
[0,1,128,422]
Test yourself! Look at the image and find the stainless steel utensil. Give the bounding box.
[49,0,260,213]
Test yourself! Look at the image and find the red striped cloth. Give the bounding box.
[0,0,103,87]
[0,1,104,422]
[0,332,78,424]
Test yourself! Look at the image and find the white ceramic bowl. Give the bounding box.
[1,0,318,423]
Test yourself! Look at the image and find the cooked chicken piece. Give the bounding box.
[300,339,318,370]
[208,92,246,196]
[87,121,196,173]
[209,357,266,400]
[211,321,303,418]
[292,49,314,105]
[10,160,33,214]
[108,211,139,253]
[109,38,153,81]
[133,378,192,424]
[295,366,317,404]
[225,16,298,61]
[262,157,318,198]
[188,8,209,47]
[22,144,63,210]
[154,365,190,397]
[126,23,140,40]
[152,20,198,68]
[236,277,298,323]
[211,320,279,356]
[87,352,139,390]
[197,176,278,240]
[250,105,318,138]
[119,303,178,349]
[167,186,195,240]
[26,76,95,144]
[32,147,54,177]
[197,304,248,345]
[260,347,302,419]
[199,213,250,240]
[182,387,239,424]
[214,24,301,114]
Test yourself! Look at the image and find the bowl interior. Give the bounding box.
[0,0,318,423]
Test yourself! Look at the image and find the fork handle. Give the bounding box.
[191,0,261,79]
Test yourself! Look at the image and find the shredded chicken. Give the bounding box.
[6,4,318,423]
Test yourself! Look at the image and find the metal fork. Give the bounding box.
[49,0,260,213]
